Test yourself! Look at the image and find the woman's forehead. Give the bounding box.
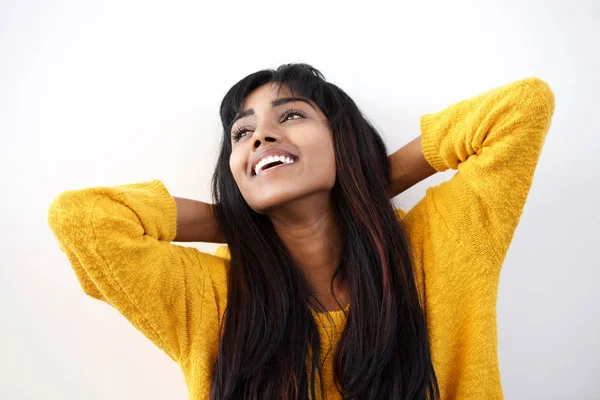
[234,82,326,124]
[240,83,297,109]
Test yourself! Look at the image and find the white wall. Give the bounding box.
[1,1,598,399]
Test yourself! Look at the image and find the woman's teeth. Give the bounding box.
[254,155,296,176]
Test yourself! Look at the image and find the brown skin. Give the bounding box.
[228,83,344,309]
[388,135,437,197]
[229,83,336,215]
[174,84,437,310]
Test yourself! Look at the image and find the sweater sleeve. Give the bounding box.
[47,179,225,362]
[420,78,555,268]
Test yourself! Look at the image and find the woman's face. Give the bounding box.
[229,83,336,214]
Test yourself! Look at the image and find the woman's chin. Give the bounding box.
[247,195,295,215]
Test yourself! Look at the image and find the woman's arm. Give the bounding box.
[48,180,227,362]
[392,78,554,266]
[388,135,437,198]
[173,197,226,243]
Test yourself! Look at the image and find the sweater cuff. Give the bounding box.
[147,180,178,242]
[116,179,179,242]
[420,113,450,172]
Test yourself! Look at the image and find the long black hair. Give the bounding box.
[210,63,439,400]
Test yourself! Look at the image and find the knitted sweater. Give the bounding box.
[47,78,555,399]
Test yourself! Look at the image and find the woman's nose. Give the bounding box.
[252,122,281,150]
[253,136,278,150]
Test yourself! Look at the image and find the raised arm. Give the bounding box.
[394,78,555,267]
[48,180,227,362]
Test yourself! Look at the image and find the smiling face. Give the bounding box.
[229,83,336,214]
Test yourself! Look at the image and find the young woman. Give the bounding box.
[48,64,554,399]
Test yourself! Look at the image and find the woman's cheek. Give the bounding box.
[229,152,245,182]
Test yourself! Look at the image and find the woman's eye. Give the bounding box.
[282,110,306,122]
[232,128,251,142]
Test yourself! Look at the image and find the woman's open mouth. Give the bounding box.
[253,155,297,177]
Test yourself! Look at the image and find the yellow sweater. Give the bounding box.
[48,78,554,399]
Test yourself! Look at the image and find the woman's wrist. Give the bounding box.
[388,136,437,198]
[173,197,226,243]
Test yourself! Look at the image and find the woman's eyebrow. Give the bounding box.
[271,97,316,110]
[231,97,316,125]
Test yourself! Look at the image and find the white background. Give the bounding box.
[1,1,599,399]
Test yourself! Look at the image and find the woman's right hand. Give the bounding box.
[173,197,226,243]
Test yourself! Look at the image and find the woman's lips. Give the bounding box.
[252,153,298,176]
[250,149,298,175]
[253,159,297,177]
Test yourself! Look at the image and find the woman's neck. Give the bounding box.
[268,193,348,311]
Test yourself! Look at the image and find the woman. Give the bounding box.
[48,63,554,399]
